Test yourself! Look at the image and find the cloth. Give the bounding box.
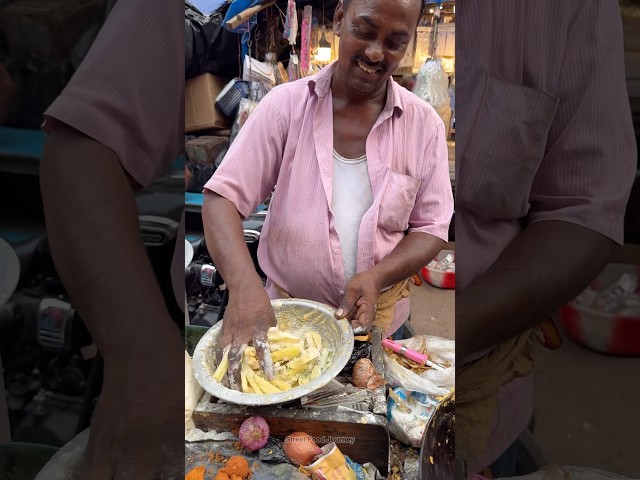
[205,60,453,311]
[41,0,185,311]
[271,278,410,338]
[456,0,637,472]
[456,331,533,467]
[331,150,374,284]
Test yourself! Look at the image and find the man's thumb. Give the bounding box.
[335,295,355,319]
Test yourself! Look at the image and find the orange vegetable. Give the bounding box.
[185,465,205,480]
[214,455,252,479]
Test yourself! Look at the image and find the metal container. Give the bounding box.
[420,389,455,478]
[192,298,354,406]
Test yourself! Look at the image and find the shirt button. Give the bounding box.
[333,249,339,254]
[339,290,344,295]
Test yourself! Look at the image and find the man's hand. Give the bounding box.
[41,125,184,478]
[215,285,276,390]
[202,192,277,390]
[335,271,380,332]
[335,232,445,332]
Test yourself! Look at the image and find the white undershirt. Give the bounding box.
[331,150,374,283]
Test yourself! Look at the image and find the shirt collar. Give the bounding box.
[309,60,404,116]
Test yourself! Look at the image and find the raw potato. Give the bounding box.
[212,345,230,382]
[235,326,332,394]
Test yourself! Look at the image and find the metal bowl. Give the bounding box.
[191,298,354,406]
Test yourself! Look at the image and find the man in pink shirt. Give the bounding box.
[39,0,184,478]
[202,0,454,388]
[455,0,637,476]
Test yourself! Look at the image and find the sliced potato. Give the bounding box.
[270,379,294,391]
[270,345,303,362]
[245,370,264,394]
[253,374,282,394]
[212,345,230,382]
[268,328,303,344]
[241,365,251,392]
[305,331,322,350]
[287,348,319,370]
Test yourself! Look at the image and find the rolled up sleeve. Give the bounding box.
[528,0,637,244]
[408,122,454,242]
[203,88,287,218]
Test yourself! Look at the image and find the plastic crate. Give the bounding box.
[215,79,250,117]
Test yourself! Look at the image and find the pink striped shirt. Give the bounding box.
[204,61,453,334]
[42,0,184,310]
[456,0,636,472]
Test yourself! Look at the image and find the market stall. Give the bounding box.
[184,305,455,479]
[184,0,456,206]
[183,1,457,478]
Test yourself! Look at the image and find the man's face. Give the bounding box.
[333,0,421,98]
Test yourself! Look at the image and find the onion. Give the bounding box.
[352,358,385,389]
[238,416,270,452]
[283,432,324,466]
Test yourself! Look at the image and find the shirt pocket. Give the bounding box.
[456,71,559,220]
[378,170,422,232]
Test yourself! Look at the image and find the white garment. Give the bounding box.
[331,150,374,283]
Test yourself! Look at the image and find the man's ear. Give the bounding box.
[333,1,344,36]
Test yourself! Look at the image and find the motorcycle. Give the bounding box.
[185,209,267,327]
[0,187,183,448]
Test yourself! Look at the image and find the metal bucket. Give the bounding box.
[420,389,455,478]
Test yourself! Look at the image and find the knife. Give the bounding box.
[381,338,447,371]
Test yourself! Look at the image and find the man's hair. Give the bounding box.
[341,0,426,25]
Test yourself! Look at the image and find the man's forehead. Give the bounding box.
[357,14,412,36]
[345,0,422,27]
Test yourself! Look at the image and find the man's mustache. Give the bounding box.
[352,55,385,71]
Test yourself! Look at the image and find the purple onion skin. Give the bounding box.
[238,416,270,451]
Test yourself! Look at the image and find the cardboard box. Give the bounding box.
[185,136,229,164]
[185,73,231,133]
[0,0,103,58]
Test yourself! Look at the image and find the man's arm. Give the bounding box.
[336,232,444,328]
[201,192,276,388]
[40,124,180,357]
[456,221,614,360]
[457,0,636,361]
[40,124,183,478]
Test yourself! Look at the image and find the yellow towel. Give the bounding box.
[273,279,411,334]
[456,330,534,466]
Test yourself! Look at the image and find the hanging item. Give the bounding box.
[222,0,274,63]
[412,59,449,108]
[287,52,301,81]
[265,52,288,85]
[300,5,312,74]
[283,0,297,45]
[242,55,276,86]
[412,1,449,109]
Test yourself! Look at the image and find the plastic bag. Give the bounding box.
[383,335,455,396]
[185,351,203,431]
[387,387,440,447]
[228,97,259,146]
[185,2,241,79]
[412,59,450,108]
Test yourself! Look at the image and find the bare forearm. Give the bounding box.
[40,125,175,358]
[456,220,614,360]
[202,192,263,292]
[370,232,444,291]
